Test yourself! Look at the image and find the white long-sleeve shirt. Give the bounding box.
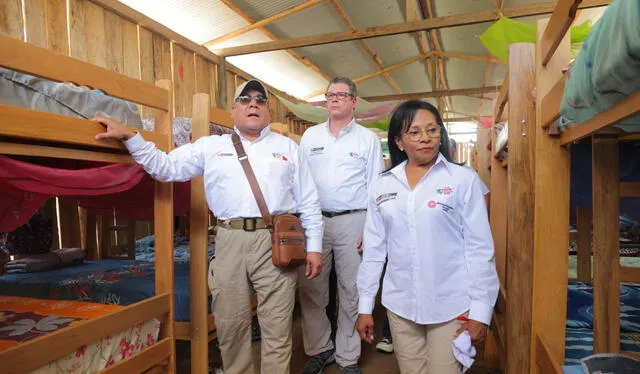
[300,119,383,211]
[357,154,499,325]
[124,127,324,252]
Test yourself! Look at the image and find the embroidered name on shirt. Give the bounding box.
[376,193,398,205]
[436,186,454,195]
[309,146,325,156]
[217,152,234,157]
[428,200,454,213]
[272,152,288,161]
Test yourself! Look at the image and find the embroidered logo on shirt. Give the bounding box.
[216,152,234,158]
[428,200,454,213]
[349,152,360,160]
[272,152,289,162]
[436,186,454,195]
[375,193,398,205]
[309,146,325,156]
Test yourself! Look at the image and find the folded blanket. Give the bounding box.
[4,248,85,273]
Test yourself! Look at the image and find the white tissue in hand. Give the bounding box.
[452,331,476,372]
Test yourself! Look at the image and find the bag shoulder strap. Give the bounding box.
[231,132,273,229]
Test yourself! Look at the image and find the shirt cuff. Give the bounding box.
[123,132,145,153]
[468,300,494,325]
[306,237,322,253]
[358,296,375,315]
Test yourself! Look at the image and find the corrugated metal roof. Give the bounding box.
[294,41,380,80]
[233,0,307,20]
[388,60,434,93]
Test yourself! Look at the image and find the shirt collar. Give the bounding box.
[325,117,356,138]
[388,153,453,186]
[234,125,271,143]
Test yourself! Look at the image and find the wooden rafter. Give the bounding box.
[419,0,452,113]
[203,0,325,48]
[363,85,501,102]
[213,0,611,56]
[436,51,504,64]
[329,0,402,93]
[303,53,432,99]
[212,0,331,82]
[404,0,436,94]
[479,0,503,117]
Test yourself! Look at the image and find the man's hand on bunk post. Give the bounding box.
[94,117,136,141]
[305,252,323,280]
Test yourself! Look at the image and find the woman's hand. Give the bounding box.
[456,319,488,344]
[94,116,136,141]
[356,314,375,344]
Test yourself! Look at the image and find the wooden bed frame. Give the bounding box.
[0,33,176,373]
[477,1,640,373]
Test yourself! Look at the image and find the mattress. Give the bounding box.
[0,296,159,374]
[559,0,640,132]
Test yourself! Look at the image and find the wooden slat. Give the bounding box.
[490,130,508,285]
[576,206,592,282]
[153,79,176,374]
[105,10,125,74]
[101,337,171,374]
[68,0,88,61]
[619,134,640,141]
[620,182,640,198]
[189,93,211,374]
[210,107,234,129]
[592,135,620,354]
[172,44,196,117]
[45,0,69,54]
[622,351,640,360]
[1,294,170,373]
[0,105,165,151]
[540,0,582,67]
[0,33,168,110]
[536,334,564,374]
[122,19,140,79]
[494,72,509,122]
[540,74,567,130]
[505,43,536,374]
[213,0,611,56]
[362,85,500,102]
[0,142,135,164]
[84,1,108,68]
[0,0,23,40]
[23,0,46,48]
[560,91,640,145]
[620,266,640,283]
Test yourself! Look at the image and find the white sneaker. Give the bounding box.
[376,337,394,353]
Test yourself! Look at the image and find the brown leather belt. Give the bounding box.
[321,209,365,218]
[217,218,268,232]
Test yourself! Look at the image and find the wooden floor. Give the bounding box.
[179,303,501,374]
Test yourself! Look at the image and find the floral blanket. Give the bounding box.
[0,296,159,373]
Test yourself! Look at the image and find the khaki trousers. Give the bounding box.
[387,310,464,374]
[298,211,366,367]
[208,227,297,374]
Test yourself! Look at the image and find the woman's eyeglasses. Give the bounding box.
[325,92,353,100]
[236,94,268,105]
[405,127,441,141]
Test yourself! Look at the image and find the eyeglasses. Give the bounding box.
[404,127,441,141]
[236,94,268,105]
[325,92,353,100]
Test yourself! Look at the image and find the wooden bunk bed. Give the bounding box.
[0,33,176,373]
[482,1,640,373]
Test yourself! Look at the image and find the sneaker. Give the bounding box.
[341,364,362,374]
[303,349,336,374]
[376,337,394,353]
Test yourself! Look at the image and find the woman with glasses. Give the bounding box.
[355,100,498,374]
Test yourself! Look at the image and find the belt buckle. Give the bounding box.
[243,218,257,232]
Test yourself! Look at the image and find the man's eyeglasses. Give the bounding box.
[236,94,268,105]
[325,92,353,100]
[405,127,441,141]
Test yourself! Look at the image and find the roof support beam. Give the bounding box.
[203,0,326,48]
[363,86,501,102]
[213,0,611,56]
[403,0,437,99]
[211,0,331,82]
[329,0,402,93]
[419,0,452,113]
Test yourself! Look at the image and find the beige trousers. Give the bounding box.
[208,227,297,374]
[387,310,464,374]
[298,211,366,367]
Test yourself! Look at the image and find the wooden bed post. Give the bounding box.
[531,19,571,373]
[154,79,176,374]
[189,93,211,374]
[490,128,508,286]
[576,206,593,282]
[592,134,620,353]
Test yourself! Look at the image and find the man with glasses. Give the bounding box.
[94,79,324,374]
[298,77,383,374]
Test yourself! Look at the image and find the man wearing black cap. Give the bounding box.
[95,79,324,374]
